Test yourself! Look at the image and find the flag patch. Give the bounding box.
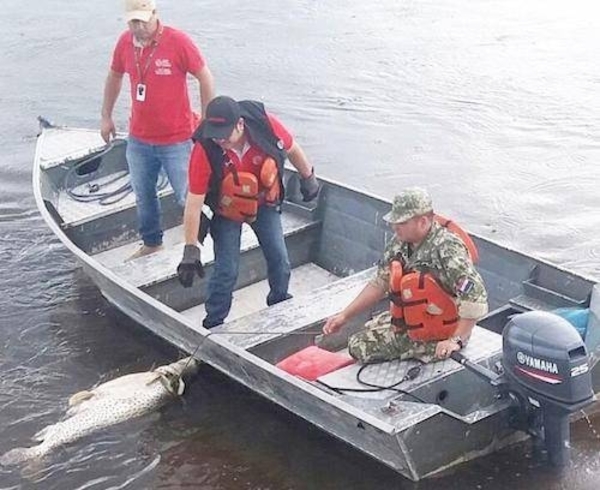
[456,277,474,295]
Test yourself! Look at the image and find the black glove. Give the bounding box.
[177,245,205,288]
[299,168,320,202]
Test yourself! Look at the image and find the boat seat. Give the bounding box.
[101,211,319,288]
[509,264,589,312]
[209,268,376,352]
[58,180,182,255]
[94,209,321,311]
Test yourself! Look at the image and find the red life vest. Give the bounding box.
[218,158,281,223]
[389,261,459,342]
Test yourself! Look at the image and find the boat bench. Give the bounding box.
[210,268,376,358]
[61,190,182,255]
[509,263,590,312]
[479,260,593,335]
[104,210,322,312]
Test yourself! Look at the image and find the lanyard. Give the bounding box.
[133,32,161,83]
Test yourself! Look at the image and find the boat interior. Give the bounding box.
[37,129,600,472]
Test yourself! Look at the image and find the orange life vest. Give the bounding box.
[388,216,475,340]
[260,157,281,205]
[218,167,259,223]
[389,260,459,342]
[434,214,479,263]
[218,158,281,223]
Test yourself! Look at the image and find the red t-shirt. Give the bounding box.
[111,24,206,144]
[188,114,294,195]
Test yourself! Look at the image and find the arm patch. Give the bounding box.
[456,276,475,295]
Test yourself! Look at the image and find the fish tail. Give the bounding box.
[0,446,44,466]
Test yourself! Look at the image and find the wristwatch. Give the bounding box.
[450,335,464,350]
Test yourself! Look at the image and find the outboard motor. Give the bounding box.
[502,311,594,466]
[452,310,594,468]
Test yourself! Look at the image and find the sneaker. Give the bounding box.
[126,244,164,261]
[202,318,224,329]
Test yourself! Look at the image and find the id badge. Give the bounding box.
[136,83,147,102]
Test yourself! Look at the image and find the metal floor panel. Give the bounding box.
[181,262,339,325]
[93,224,185,268]
[317,327,502,400]
[210,269,375,351]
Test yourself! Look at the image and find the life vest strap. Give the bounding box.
[394,321,424,331]
[391,317,404,327]
[232,193,259,202]
[388,292,403,307]
[443,317,459,325]
[401,298,429,307]
[229,164,241,186]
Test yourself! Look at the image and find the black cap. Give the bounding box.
[200,96,241,140]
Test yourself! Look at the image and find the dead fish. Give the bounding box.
[0,356,199,466]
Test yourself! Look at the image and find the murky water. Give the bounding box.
[2,0,600,488]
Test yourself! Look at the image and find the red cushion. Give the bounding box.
[276,346,355,381]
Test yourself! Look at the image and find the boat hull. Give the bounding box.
[33,124,600,481]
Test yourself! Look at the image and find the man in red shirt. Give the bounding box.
[177,96,320,328]
[100,0,214,259]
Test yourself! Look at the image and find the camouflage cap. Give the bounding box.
[383,187,433,224]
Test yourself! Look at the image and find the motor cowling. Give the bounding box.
[502,310,594,466]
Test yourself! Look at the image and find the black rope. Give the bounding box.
[174,329,324,384]
[200,329,323,336]
[66,169,133,206]
[63,139,168,206]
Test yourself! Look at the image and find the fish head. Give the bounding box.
[154,357,200,396]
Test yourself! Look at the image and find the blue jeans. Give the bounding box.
[126,137,191,246]
[203,205,292,328]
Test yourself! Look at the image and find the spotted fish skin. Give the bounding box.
[0,357,199,466]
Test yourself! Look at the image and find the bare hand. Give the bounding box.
[100,116,116,143]
[322,313,346,335]
[435,339,461,360]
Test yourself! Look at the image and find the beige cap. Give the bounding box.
[125,0,156,22]
[383,187,433,224]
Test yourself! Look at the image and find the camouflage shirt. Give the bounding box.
[372,221,488,319]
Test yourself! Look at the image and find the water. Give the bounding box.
[2,0,600,488]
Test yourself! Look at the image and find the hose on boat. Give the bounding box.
[332,360,429,403]
[64,139,167,206]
